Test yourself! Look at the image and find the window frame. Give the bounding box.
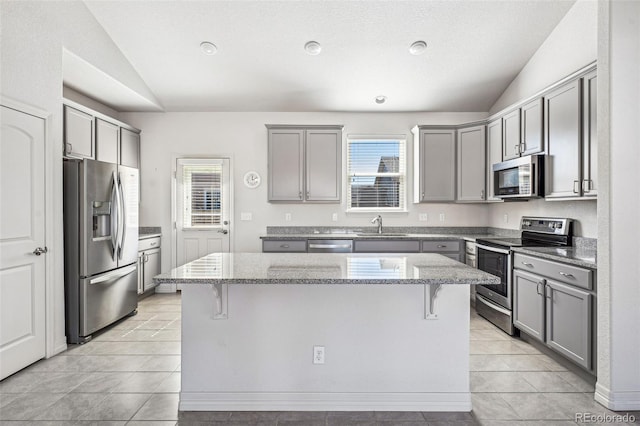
[345,134,408,213]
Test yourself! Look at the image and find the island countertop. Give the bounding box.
[154,252,500,285]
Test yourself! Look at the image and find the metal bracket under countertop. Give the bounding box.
[424,283,442,320]
[210,283,228,319]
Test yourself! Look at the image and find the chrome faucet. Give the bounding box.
[371,215,383,234]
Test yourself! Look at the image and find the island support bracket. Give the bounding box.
[210,283,228,319]
[424,283,442,320]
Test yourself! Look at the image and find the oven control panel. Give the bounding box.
[521,217,572,236]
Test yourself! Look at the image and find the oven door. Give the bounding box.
[476,244,512,309]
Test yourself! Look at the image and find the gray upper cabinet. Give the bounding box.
[305,129,341,201]
[267,125,342,203]
[95,118,119,164]
[502,109,521,160]
[414,128,456,202]
[486,119,503,202]
[520,98,544,156]
[544,79,582,199]
[457,125,486,202]
[64,105,94,159]
[502,98,543,160]
[582,70,597,197]
[120,128,141,169]
[513,269,546,342]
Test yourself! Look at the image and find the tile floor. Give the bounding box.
[0,293,638,425]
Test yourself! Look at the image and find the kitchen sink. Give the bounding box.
[356,233,408,237]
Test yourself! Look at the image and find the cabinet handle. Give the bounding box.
[522,262,534,267]
[520,142,525,154]
[306,191,310,199]
[573,180,580,194]
[545,284,552,299]
[536,280,545,296]
[298,191,302,199]
[514,144,519,155]
[149,242,157,246]
[437,245,447,248]
[280,244,290,248]
[480,190,485,199]
[559,272,575,279]
[421,192,425,200]
[583,179,592,193]
[66,142,73,153]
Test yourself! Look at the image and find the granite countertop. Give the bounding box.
[154,252,501,285]
[260,233,498,242]
[139,226,161,239]
[512,246,597,269]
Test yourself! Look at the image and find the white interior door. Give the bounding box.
[176,158,231,269]
[0,105,46,379]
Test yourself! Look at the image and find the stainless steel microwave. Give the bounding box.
[492,154,545,199]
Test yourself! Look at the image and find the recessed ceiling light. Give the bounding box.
[375,96,387,104]
[200,41,217,55]
[304,41,322,56]
[409,40,428,55]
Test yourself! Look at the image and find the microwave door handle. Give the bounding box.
[110,171,118,260]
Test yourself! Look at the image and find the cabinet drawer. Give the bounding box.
[263,240,307,252]
[422,240,461,252]
[514,253,592,290]
[465,241,477,255]
[353,240,420,253]
[139,236,161,251]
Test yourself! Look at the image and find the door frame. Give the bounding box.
[170,154,234,269]
[0,95,64,358]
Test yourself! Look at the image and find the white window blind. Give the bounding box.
[347,137,406,211]
[182,164,222,228]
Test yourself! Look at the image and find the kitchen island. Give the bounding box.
[155,252,500,412]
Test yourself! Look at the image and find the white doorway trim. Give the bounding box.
[0,95,65,359]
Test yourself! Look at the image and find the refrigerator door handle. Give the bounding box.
[89,264,137,285]
[110,171,119,260]
[117,172,126,260]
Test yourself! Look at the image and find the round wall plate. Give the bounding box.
[243,171,261,188]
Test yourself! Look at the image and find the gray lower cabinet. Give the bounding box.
[138,236,161,294]
[413,127,456,202]
[354,240,420,253]
[64,105,94,159]
[262,239,307,252]
[513,253,594,371]
[422,240,463,262]
[457,125,486,202]
[267,125,342,203]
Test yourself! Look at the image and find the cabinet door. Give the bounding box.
[486,119,503,201]
[521,98,544,155]
[582,71,597,197]
[545,80,582,198]
[419,129,455,202]
[513,270,546,342]
[64,105,94,159]
[305,129,341,202]
[457,125,486,202]
[268,129,304,201]
[545,280,592,370]
[120,128,140,169]
[502,109,521,160]
[95,118,119,164]
[143,249,161,292]
[353,240,420,253]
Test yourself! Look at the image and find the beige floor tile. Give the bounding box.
[470,329,511,341]
[520,371,581,392]
[471,371,538,392]
[70,372,134,393]
[0,393,64,420]
[500,392,573,420]
[109,372,172,393]
[155,372,181,393]
[77,393,151,421]
[471,393,520,420]
[32,393,107,420]
[138,355,181,372]
[131,393,180,421]
[556,371,596,392]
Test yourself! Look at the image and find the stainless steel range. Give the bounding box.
[474,217,573,335]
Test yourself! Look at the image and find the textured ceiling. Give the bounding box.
[83,0,575,112]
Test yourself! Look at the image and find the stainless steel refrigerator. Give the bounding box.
[63,159,139,343]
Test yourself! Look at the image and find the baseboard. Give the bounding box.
[179,391,472,412]
[595,383,640,411]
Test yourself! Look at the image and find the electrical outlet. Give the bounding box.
[313,346,325,364]
[439,213,445,222]
[503,213,509,224]
[332,213,338,222]
[285,213,292,222]
[240,212,252,221]
[419,213,428,222]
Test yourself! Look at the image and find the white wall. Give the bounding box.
[595,0,640,411]
[121,111,489,270]
[489,0,597,114]
[486,0,598,238]
[0,0,158,355]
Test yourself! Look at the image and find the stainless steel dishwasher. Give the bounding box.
[307,239,353,253]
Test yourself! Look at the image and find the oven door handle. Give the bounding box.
[476,294,512,316]
[476,243,512,255]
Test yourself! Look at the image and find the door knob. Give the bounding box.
[33,247,48,256]
[217,229,228,234]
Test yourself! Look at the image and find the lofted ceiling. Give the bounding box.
[82,0,575,113]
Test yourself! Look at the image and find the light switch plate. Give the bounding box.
[240,212,252,221]
[285,213,292,222]
[439,213,445,222]
[332,213,338,222]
